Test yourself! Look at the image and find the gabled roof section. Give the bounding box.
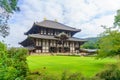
[35,20,81,32]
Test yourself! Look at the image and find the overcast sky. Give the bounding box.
[1,0,120,47]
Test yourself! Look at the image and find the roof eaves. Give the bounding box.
[34,21,81,32]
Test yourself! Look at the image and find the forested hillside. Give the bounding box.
[81,37,99,49]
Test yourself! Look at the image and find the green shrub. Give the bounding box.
[8,48,29,76]
[61,71,86,80]
[67,73,84,80]
[95,64,120,80]
[61,71,67,80]
[0,42,7,63]
[0,42,29,80]
[26,72,59,80]
[26,71,86,80]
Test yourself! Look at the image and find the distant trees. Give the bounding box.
[81,39,99,49]
[0,0,19,37]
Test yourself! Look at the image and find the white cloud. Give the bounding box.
[1,0,120,47]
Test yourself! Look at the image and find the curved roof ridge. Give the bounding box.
[35,20,81,32]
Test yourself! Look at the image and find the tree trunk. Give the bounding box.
[62,41,64,53]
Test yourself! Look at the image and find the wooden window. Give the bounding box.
[48,29,50,35]
[52,40,54,46]
[41,28,43,34]
[69,32,71,37]
[53,30,55,35]
[76,42,79,47]
[66,42,69,46]
[46,40,48,46]
[43,40,45,46]
[56,31,59,35]
[44,28,46,34]
[73,42,74,47]
[36,39,40,46]
[50,40,52,46]
[54,41,56,46]
[70,42,74,47]
[49,29,53,35]
[54,31,57,35]
[39,39,41,46]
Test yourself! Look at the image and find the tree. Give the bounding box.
[0,0,19,37]
[95,9,120,80]
[114,10,120,27]
[97,8,120,58]
[97,27,120,58]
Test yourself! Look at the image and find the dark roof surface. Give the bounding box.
[19,38,34,47]
[35,20,81,32]
[28,34,86,42]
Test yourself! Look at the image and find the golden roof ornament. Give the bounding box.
[54,19,58,22]
[44,17,47,20]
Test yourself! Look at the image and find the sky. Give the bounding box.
[1,0,120,47]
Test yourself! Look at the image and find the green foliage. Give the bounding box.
[67,73,84,80]
[95,64,120,80]
[0,0,19,13]
[0,0,19,37]
[26,72,59,80]
[61,71,86,80]
[81,40,98,49]
[114,10,120,27]
[97,30,120,58]
[0,42,29,80]
[26,71,85,80]
[8,48,29,77]
[61,71,68,80]
[0,42,7,68]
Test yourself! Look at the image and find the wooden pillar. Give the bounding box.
[48,40,50,52]
[56,40,58,53]
[73,42,75,53]
[69,41,70,53]
[55,40,57,53]
[41,39,43,53]
[62,41,64,53]
[79,42,81,53]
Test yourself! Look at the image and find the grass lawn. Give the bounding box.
[27,55,116,77]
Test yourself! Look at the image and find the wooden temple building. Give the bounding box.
[20,20,86,53]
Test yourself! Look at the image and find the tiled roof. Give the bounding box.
[19,38,34,47]
[35,20,81,32]
[28,34,86,42]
